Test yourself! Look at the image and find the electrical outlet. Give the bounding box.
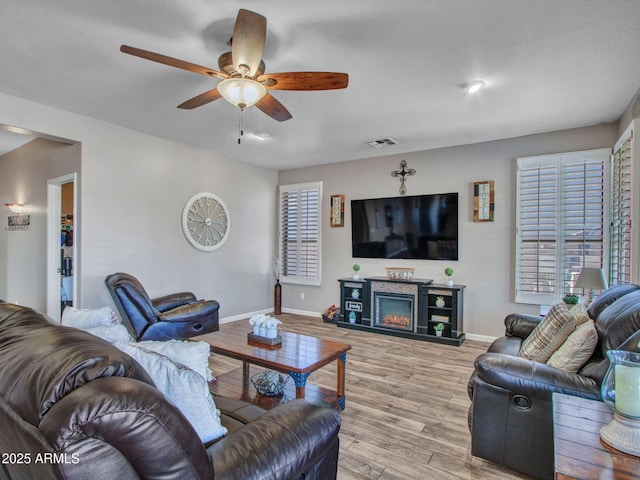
[300,292,305,300]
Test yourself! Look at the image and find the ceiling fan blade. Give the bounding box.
[231,9,266,77]
[256,93,293,122]
[177,89,222,109]
[257,72,349,91]
[120,45,226,79]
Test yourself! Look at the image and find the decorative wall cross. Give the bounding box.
[391,160,416,195]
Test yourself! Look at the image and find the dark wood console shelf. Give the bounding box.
[337,277,465,346]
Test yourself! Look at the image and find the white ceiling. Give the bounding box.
[0,130,34,157]
[1,1,639,169]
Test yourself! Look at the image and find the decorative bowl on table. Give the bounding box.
[251,370,288,397]
[385,267,415,281]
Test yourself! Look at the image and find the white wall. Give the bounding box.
[278,123,619,338]
[0,92,278,320]
[0,90,625,335]
[0,138,80,309]
[619,85,640,136]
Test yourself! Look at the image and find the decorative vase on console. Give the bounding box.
[444,267,454,287]
[434,322,445,337]
[352,263,361,280]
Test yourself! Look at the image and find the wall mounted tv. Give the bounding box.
[351,193,458,260]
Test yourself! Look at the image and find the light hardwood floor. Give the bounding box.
[209,314,532,480]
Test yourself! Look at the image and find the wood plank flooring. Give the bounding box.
[208,314,531,480]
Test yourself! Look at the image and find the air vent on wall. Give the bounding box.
[366,137,398,148]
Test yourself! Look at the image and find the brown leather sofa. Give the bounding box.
[467,284,640,480]
[0,301,341,480]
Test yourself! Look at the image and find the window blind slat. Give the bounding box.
[278,182,322,285]
[610,136,633,285]
[516,150,607,304]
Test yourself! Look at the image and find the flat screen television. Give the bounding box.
[351,193,458,260]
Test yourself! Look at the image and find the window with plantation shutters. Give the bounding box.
[610,134,633,286]
[278,182,322,285]
[515,149,609,305]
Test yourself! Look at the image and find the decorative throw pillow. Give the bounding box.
[113,342,227,443]
[61,306,119,329]
[570,303,591,327]
[84,324,133,344]
[546,319,598,373]
[135,340,212,381]
[519,303,577,363]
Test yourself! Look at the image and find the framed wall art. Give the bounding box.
[330,194,345,227]
[473,180,494,222]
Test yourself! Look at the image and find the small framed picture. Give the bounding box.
[474,181,494,222]
[330,194,345,227]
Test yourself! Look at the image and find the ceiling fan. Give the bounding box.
[121,9,349,122]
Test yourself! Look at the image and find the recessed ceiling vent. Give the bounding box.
[366,137,398,149]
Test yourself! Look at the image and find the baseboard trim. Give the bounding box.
[281,308,322,318]
[221,309,496,343]
[219,308,272,325]
[465,333,496,343]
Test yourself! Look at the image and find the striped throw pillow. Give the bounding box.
[519,303,577,363]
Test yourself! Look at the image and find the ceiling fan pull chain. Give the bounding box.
[237,108,245,144]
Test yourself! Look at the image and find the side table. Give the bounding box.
[553,392,640,479]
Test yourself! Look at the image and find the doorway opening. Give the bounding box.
[47,173,78,320]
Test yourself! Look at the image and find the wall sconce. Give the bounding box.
[6,203,23,214]
[5,203,30,231]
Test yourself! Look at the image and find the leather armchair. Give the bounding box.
[467,284,640,479]
[105,272,220,341]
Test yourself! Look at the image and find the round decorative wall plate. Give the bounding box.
[182,192,231,251]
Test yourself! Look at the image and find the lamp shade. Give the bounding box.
[217,78,266,109]
[575,268,608,291]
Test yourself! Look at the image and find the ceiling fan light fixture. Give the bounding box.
[217,77,267,108]
[462,80,486,94]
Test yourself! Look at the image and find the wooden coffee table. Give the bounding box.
[553,392,640,479]
[198,322,351,410]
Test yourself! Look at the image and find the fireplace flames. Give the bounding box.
[382,314,411,329]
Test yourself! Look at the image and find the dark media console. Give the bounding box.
[337,277,465,346]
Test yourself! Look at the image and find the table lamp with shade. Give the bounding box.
[575,267,608,304]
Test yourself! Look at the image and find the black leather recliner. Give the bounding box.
[105,272,220,341]
[467,284,640,480]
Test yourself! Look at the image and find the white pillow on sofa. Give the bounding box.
[136,340,213,381]
[84,324,133,343]
[113,341,227,443]
[62,308,212,380]
[61,306,119,329]
[61,306,133,343]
